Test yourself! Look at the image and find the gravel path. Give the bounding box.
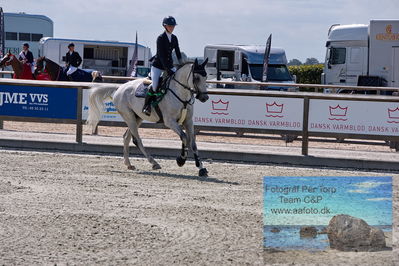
[0,150,397,265]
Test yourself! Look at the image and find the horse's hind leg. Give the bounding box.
[122,118,144,170]
[120,111,161,170]
[123,129,135,170]
[184,119,208,177]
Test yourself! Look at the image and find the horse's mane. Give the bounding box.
[38,56,59,67]
[179,61,195,66]
[176,61,196,71]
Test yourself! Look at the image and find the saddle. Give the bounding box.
[134,76,169,100]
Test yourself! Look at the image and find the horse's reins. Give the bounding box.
[170,63,205,108]
[164,63,205,125]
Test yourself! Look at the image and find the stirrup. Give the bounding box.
[142,105,151,116]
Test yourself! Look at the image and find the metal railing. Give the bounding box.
[0,77,399,155]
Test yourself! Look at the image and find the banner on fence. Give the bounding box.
[82,90,123,122]
[82,91,304,130]
[194,95,303,130]
[0,84,77,119]
[309,99,399,136]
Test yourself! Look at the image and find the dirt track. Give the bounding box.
[0,149,397,265]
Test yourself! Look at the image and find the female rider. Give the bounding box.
[142,16,182,115]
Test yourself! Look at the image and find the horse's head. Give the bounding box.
[192,58,209,103]
[0,51,14,68]
[34,56,46,76]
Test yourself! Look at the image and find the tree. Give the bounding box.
[288,58,302,66]
[304,57,320,65]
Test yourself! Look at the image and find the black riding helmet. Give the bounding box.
[162,16,177,26]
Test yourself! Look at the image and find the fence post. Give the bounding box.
[0,120,3,129]
[76,87,83,144]
[302,97,310,156]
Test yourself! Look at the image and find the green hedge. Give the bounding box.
[288,64,324,91]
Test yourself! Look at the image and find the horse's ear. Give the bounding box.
[194,58,198,66]
[202,58,208,68]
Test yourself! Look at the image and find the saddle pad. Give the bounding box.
[135,82,150,98]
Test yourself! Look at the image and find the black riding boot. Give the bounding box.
[142,86,155,116]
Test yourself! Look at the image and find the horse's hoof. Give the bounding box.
[176,156,186,167]
[127,165,135,170]
[199,168,208,177]
[152,164,161,170]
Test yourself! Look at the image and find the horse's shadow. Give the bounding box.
[137,171,240,185]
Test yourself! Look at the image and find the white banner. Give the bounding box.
[82,91,304,130]
[82,89,124,122]
[309,99,399,136]
[194,95,303,130]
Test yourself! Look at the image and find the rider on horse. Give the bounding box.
[142,16,182,116]
[65,43,83,80]
[18,43,34,74]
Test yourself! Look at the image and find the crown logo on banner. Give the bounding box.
[329,105,348,116]
[211,99,229,115]
[388,107,399,118]
[387,106,399,123]
[329,104,348,121]
[265,102,284,118]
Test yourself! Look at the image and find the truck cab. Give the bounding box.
[322,24,369,87]
[204,44,295,90]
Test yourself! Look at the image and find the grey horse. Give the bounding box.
[87,59,210,176]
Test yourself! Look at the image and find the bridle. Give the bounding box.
[169,63,207,108]
[1,54,15,67]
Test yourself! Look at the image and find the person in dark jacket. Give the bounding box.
[18,43,34,73]
[65,43,82,77]
[142,16,182,116]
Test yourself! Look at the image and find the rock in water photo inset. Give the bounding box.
[263,176,392,252]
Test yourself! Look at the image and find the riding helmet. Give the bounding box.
[68,43,75,48]
[23,43,29,48]
[162,16,177,26]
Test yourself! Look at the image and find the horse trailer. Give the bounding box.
[203,44,296,91]
[322,20,399,89]
[38,37,152,76]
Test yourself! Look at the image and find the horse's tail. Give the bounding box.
[86,85,118,133]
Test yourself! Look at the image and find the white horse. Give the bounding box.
[87,59,210,176]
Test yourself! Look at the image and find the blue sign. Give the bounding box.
[0,84,78,119]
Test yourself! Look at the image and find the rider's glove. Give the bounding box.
[167,68,176,76]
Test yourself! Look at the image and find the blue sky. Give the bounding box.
[2,0,399,62]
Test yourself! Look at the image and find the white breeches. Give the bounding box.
[67,66,77,76]
[150,66,163,90]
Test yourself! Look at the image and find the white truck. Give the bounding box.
[38,37,152,76]
[204,44,296,91]
[322,20,399,89]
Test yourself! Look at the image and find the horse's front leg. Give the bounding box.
[164,119,189,167]
[183,119,208,177]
